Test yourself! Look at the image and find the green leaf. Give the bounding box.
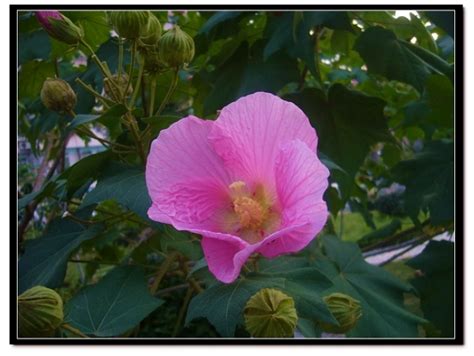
[19,30,51,64]
[160,226,203,261]
[18,180,58,210]
[59,150,113,198]
[19,220,102,294]
[186,263,335,337]
[199,12,241,34]
[67,104,127,136]
[285,84,391,200]
[19,60,55,100]
[203,41,299,115]
[393,140,454,225]
[64,266,164,336]
[407,240,454,337]
[81,164,152,222]
[354,26,436,92]
[315,235,426,337]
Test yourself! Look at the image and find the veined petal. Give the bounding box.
[257,140,329,257]
[200,232,254,284]
[208,92,317,186]
[146,116,232,231]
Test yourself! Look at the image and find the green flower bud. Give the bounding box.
[139,14,162,48]
[103,73,133,101]
[108,11,150,40]
[36,11,84,46]
[244,288,298,338]
[319,293,362,334]
[40,78,77,114]
[158,26,195,68]
[18,286,64,337]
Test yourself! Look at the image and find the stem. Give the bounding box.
[172,286,194,337]
[154,69,179,117]
[61,323,89,338]
[124,40,137,102]
[80,39,121,93]
[129,53,145,108]
[313,26,323,87]
[124,112,146,164]
[148,75,157,117]
[74,77,114,107]
[75,127,132,150]
[118,38,124,78]
[18,133,72,242]
[150,251,179,294]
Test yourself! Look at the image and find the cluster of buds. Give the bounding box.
[35,11,83,46]
[40,78,77,114]
[319,293,362,334]
[18,286,64,337]
[244,288,298,338]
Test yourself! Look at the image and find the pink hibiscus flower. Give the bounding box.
[146,92,329,283]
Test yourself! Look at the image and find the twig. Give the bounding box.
[172,286,194,336]
[150,251,179,294]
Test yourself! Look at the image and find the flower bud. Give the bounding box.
[139,13,162,48]
[35,11,83,45]
[103,73,133,101]
[18,286,64,337]
[319,293,362,334]
[158,26,195,68]
[244,288,298,338]
[108,11,150,40]
[40,78,77,114]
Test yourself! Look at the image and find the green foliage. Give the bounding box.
[19,219,103,293]
[316,236,426,337]
[186,264,335,337]
[393,140,454,225]
[17,9,456,339]
[407,240,455,337]
[81,164,152,222]
[286,84,391,200]
[64,266,164,336]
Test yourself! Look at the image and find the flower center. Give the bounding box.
[226,181,279,244]
[233,196,267,230]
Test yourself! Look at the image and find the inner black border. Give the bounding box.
[10,3,464,345]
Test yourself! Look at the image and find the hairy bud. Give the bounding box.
[319,293,362,334]
[35,11,83,45]
[108,11,150,40]
[244,288,298,338]
[40,78,77,114]
[158,26,195,68]
[18,286,64,337]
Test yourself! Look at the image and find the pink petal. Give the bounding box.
[257,140,329,258]
[208,92,317,186]
[201,232,253,283]
[146,116,232,231]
